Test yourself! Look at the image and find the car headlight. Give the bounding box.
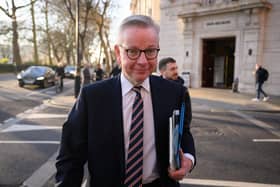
[17,74,22,79]
[70,70,76,76]
[36,76,45,80]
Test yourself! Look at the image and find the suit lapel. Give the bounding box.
[111,76,126,181]
[150,76,162,155]
[149,76,162,146]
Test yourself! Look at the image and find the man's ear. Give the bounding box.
[114,45,121,66]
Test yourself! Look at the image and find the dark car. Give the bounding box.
[64,65,76,78]
[17,66,56,88]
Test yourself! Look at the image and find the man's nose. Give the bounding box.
[137,52,148,64]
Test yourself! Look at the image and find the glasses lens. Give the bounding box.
[127,49,140,59]
[145,49,158,59]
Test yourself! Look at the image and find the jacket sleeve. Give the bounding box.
[55,88,88,187]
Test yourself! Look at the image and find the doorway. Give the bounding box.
[202,37,235,88]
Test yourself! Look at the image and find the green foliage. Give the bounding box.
[0,58,9,64]
[0,61,56,73]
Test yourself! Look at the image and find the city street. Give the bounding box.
[0,73,279,187]
[0,73,74,187]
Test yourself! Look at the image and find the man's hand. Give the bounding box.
[168,149,193,181]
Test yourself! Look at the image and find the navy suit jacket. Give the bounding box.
[55,75,195,187]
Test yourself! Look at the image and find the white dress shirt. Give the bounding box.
[121,73,159,183]
[121,73,195,183]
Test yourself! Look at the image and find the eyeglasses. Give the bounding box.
[119,45,160,60]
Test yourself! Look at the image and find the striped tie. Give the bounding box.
[125,86,144,187]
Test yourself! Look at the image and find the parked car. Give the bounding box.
[17,66,56,88]
[64,65,76,78]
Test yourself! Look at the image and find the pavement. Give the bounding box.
[49,87,280,112]
[189,88,280,112]
[38,87,280,187]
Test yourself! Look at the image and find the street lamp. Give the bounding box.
[74,0,81,98]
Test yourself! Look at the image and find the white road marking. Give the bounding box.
[26,79,72,97]
[193,113,224,120]
[0,140,60,144]
[253,139,280,142]
[26,87,54,97]
[1,124,61,133]
[4,117,17,124]
[82,179,88,187]
[231,110,280,138]
[22,151,58,187]
[3,104,47,125]
[24,113,67,119]
[181,178,280,187]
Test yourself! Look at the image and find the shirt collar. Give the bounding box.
[121,73,150,96]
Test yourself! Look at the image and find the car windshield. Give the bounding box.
[65,66,75,71]
[24,66,46,76]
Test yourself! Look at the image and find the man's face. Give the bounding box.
[114,26,159,85]
[162,62,179,80]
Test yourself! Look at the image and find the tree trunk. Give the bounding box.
[31,0,39,64]
[12,14,22,67]
[99,30,110,72]
[45,0,52,65]
[104,30,112,69]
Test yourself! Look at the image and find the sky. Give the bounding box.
[109,0,132,44]
[0,0,132,45]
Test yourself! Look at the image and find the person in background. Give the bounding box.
[95,64,104,81]
[109,61,121,77]
[55,62,65,89]
[81,63,91,87]
[159,57,184,85]
[55,15,195,187]
[89,63,95,82]
[252,63,269,101]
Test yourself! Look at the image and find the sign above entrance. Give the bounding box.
[204,19,234,29]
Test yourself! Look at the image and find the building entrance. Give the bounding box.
[202,37,235,88]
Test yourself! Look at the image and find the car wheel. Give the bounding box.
[19,81,24,87]
[41,79,48,88]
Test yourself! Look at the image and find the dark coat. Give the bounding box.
[255,67,267,84]
[55,75,195,187]
[82,68,91,85]
[95,68,104,81]
[56,66,65,78]
[174,76,185,85]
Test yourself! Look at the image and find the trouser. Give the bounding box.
[256,82,267,99]
[143,178,161,187]
[60,77,64,89]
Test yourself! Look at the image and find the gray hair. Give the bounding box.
[117,15,160,44]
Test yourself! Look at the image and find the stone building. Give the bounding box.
[130,0,280,96]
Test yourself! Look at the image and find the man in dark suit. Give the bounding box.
[55,15,195,187]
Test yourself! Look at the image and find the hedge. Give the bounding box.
[0,63,58,73]
[0,64,15,73]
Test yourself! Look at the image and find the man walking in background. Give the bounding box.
[94,64,104,81]
[55,62,65,90]
[252,63,269,102]
[81,63,91,87]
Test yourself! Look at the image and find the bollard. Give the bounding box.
[232,77,239,93]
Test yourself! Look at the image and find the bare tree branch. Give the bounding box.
[63,0,75,22]
[0,5,12,18]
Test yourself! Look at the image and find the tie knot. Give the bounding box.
[132,86,142,94]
